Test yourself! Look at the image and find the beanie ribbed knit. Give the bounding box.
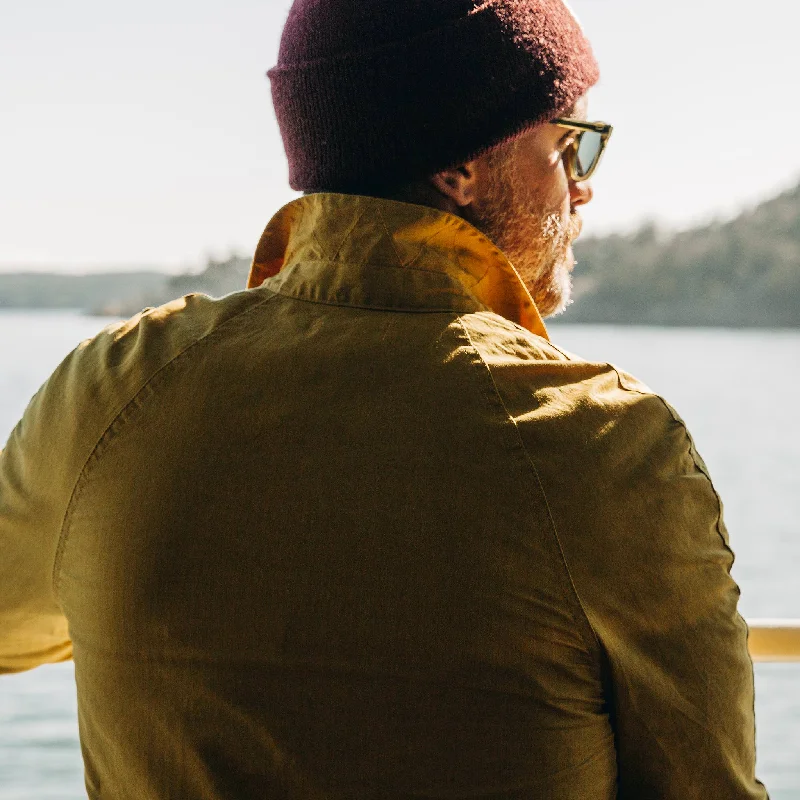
[269,0,599,193]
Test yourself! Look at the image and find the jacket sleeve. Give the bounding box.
[0,370,78,673]
[0,320,132,673]
[516,363,769,799]
[0,310,162,674]
[0,294,266,675]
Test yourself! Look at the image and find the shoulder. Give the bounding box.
[15,289,276,485]
[458,314,736,614]
[459,311,675,429]
[458,311,569,363]
[69,288,277,404]
[459,311,704,521]
[79,288,275,383]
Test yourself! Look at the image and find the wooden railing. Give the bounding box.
[748,620,800,662]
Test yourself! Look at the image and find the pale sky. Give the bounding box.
[2,0,799,272]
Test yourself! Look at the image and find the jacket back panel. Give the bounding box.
[56,289,613,799]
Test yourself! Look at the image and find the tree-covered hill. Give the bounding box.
[0,258,251,317]
[91,255,251,316]
[2,181,799,327]
[0,271,166,313]
[570,182,800,326]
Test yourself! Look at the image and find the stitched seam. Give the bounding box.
[282,257,453,278]
[535,338,576,360]
[479,313,558,352]
[452,227,471,283]
[456,318,603,653]
[330,209,366,262]
[470,257,495,288]
[606,363,760,727]
[404,227,448,269]
[608,366,738,570]
[375,206,405,267]
[51,292,279,595]
[310,227,329,260]
[263,289,484,315]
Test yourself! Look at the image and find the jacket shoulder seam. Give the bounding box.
[455,316,603,654]
[51,291,279,596]
[607,364,737,568]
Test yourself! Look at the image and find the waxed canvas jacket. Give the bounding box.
[0,193,767,798]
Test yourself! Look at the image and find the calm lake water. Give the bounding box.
[0,309,798,797]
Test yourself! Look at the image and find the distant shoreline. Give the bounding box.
[3,175,800,329]
[2,305,798,332]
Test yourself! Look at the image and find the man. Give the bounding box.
[0,0,768,798]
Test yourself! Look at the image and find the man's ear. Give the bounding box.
[429,162,479,208]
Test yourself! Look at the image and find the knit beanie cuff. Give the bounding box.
[270,0,599,192]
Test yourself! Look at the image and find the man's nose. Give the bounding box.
[570,178,593,208]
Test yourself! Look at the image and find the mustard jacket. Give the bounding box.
[0,194,767,799]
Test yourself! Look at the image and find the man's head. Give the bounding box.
[269,0,601,315]
[419,94,594,317]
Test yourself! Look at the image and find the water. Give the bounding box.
[0,310,798,797]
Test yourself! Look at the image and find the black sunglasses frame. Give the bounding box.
[551,119,614,182]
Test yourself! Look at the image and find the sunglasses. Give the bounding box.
[551,119,614,182]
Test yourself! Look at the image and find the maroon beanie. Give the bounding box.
[269,0,599,193]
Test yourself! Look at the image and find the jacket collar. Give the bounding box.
[248,193,549,340]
